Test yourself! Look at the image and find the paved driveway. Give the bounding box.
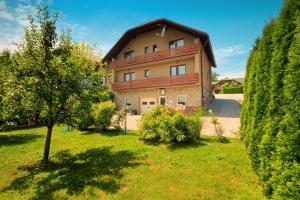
[121,94,243,138]
[201,94,243,138]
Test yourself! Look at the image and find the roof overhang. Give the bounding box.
[103,18,216,67]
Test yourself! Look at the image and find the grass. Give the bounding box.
[0,125,264,200]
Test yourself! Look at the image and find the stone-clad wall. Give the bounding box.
[114,85,202,114]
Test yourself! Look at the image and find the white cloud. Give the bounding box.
[0,1,6,9]
[0,10,14,21]
[15,4,33,26]
[0,1,90,52]
[0,2,32,51]
[214,44,247,60]
[213,44,249,78]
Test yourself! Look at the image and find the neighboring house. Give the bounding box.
[212,79,243,94]
[104,18,216,114]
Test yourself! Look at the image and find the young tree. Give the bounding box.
[10,4,103,161]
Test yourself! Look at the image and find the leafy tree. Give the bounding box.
[7,4,105,161]
[0,50,12,121]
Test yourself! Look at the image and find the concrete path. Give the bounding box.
[123,115,141,130]
[201,94,243,138]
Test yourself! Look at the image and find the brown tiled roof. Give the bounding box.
[103,18,216,67]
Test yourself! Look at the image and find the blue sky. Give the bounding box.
[0,0,283,78]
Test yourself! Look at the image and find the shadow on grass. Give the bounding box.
[168,139,206,150]
[2,146,142,199]
[81,128,137,137]
[0,134,43,147]
[200,136,230,144]
[142,136,231,150]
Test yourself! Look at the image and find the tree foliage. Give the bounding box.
[241,0,300,199]
[2,4,107,161]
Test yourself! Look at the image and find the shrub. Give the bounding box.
[112,106,131,130]
[209,110,228,143]
[70,86,114,130]
[221,83,243,94]
[71,99,94,129]
[139,106,201,143]
[92,101,116,130]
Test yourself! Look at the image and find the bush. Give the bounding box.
[71,99,94,129]
[70,86,114,130]
[139,106,201,143]
[221,83,243,94]
[92,101,116,130]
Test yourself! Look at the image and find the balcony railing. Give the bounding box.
[111,73,199,90]
[110,44,199,69]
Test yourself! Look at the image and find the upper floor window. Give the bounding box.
[169,38,184,49]
[145,47,150,54]
[170,64,186,76]
[145,69,149,77]
[153,45,158,52]
[124,72,135,81]
[124,50,134,59]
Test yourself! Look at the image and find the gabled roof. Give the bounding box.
[214,79,243,86]
[103,18,217,67]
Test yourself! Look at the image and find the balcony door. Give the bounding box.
[140,97,156,114]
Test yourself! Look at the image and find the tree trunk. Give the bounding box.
[43,123,54,162]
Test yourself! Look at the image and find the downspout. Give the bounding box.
[200,38,208,107]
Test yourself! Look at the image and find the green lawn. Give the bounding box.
[0,125,264,200]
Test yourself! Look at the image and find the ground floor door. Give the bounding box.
[140,97,156,114]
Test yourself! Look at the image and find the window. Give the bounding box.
[159,96,166,105]
[169,41,176,49]
[124,72,135,81]
[170,66,177,76]
[142,101,147,105]
[124,50,134,59]
[169,38,184,49]
[178,65,186,75]
[149,101,155,105]
[153,45,158,52]
[145,69,149,77]
[170,65,186,76]
[176,39,184,47]
[145,47,150,54]
[177,95,187,105]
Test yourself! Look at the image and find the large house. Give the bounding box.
[104,18,216,114]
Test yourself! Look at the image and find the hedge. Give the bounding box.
[241,0,300,199]
[220,83,243,94]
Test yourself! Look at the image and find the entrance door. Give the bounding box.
[140,97,156,114]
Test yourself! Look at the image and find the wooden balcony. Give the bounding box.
[110,44,199,69]
[111,73,199,90]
